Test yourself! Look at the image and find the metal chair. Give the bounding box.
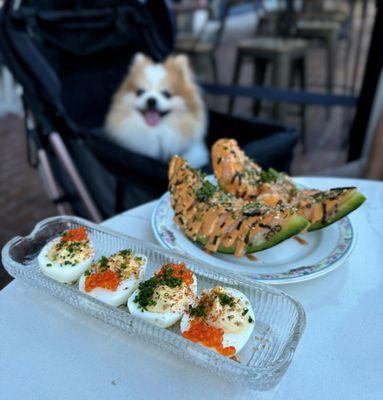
[229,37,307,117]
[174,0,256,83]
[228,6,309,141]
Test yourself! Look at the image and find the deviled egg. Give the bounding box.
[180,286,255,357]
[128,263,197,328]
[38,227,95,283]
[79,249,147,307]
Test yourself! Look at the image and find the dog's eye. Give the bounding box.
[136,89,145,96]
[161,90,172,99]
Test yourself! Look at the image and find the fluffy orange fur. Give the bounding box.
[105,54,206,158]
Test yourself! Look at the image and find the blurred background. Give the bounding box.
[0,0,382,288]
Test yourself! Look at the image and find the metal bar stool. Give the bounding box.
[228,37,308,146]
[296,19,341,118]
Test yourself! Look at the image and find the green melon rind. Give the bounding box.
[308,190,366,231]
[197,214,309,254]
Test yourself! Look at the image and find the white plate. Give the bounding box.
[151,184,356,285]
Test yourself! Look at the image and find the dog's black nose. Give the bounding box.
[147,97,157,108]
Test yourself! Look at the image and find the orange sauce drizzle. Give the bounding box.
[157,263,193,286]
[62,227,87,242]
[294,236,308,246]
[85,270,119,292]
[182,318,236,357]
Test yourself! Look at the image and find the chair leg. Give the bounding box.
[325,32,337,119]
[272,53,290,121]
[210,54,219,84]
[227,51,243,114]
[252,59,267,116]
[297,57,307,152]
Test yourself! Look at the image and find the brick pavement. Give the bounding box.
[0,114,56,288]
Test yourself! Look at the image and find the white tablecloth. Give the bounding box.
[1,177,382,400]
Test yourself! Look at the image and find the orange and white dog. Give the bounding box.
[105,53,208,167]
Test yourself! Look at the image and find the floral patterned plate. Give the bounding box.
[151,186,356,285]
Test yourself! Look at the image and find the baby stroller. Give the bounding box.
[0,0,298,222]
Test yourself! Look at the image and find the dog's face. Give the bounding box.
[118,53,201,127]
[106,52,207,165]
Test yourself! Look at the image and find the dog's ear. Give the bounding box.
[171,54,193,80]
[131,52,151,66]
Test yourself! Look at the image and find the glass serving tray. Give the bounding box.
[1,216,305,390]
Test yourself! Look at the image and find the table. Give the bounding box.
[1,177,383,400]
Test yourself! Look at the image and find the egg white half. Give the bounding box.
[128,274,197,328]
[38,238,95,284]
[180,287,255,355]
[78,255,147,307]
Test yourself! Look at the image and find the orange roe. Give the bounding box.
[85,270,119,292]
[182,318,236,357]
[62,227,87,242]
[158,263,193,286]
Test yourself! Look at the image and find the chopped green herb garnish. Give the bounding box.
[260,168,280,183]
[119,249,132,256]
[163,276,183,288]
[242,308,249,316]
[196,169,207,180]
[98,256,108,270]
[134,276,161,309]
[218,293,235,307]
[133,267,183,310]
[242,202,265,216]
[99,256,108,264]
[46,263,52,267]
[219,192,230,202]
[189,304,207,318]
[248,316,254,323]
[195,180,217,202]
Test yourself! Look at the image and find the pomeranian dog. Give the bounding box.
[105,53,208,167]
